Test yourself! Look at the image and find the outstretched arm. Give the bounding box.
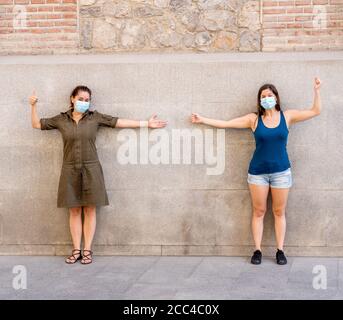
[29,90,41,129]
[191,112,257,129]
[116,114,167,129]
[285,77,322,125]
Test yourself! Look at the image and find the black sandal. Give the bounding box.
[81,249,93,265]
[65,249,82,264]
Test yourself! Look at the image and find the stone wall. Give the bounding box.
[0,52,342,256]
[79,0,261,52]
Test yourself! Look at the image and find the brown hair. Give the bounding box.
[256,84,281,116]
[69,85,92,109]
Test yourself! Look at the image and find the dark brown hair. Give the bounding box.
[69,85,92,109]
[256,84,281,116]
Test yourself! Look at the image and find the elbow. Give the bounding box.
[312,108,321,116]
[33,119,42,129]
[32,123,41,129]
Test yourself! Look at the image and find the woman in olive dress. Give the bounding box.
[29,85,167,264]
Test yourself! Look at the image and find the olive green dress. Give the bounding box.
[40,108,118,208]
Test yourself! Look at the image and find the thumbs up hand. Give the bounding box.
[314,77,321,91]
[29,89,38,106]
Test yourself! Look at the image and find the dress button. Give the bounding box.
[75,163,82,170]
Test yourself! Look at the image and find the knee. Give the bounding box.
[253,207,266,218]
[273,207,286,217]
[69,207,82,216]
[83,206,96,215]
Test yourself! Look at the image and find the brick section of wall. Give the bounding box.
[0,0,342,55]
[262,0,343,51]
[0,0,79,54]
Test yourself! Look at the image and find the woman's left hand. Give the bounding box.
[314,77,321,91]
[148,114,168,128]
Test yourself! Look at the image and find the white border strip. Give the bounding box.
[0,52,343,64]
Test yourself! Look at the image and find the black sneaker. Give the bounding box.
[251,250,262,265]
[276,249,287,265]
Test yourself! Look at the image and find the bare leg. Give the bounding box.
[271,187,290,250]
[69,206,82,249]
[83,205,96,251]
[65,206,82,263]
[248,183,270,251]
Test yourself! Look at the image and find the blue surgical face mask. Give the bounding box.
[260,96,276,110]
[75,100,90,113]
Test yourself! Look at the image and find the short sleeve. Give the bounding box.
[95,110,118,128]
[40,114,62,130]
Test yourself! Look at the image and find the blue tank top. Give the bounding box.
[248,110,291,175]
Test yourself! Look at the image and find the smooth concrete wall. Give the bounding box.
[0,52,342,256]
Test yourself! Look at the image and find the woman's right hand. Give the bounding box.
[191,113,203,124]
[29,90,38,106]
[314,77,321,91]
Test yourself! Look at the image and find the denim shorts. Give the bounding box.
[247,168,292,188]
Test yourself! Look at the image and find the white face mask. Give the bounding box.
[75,100,90,113]
[260,96,276,110]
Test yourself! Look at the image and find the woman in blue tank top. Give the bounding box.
[191,77,322,265]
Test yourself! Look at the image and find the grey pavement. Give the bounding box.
[0,256,342,300]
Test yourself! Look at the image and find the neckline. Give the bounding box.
[67,108,91,119]
[260,110,282,129]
